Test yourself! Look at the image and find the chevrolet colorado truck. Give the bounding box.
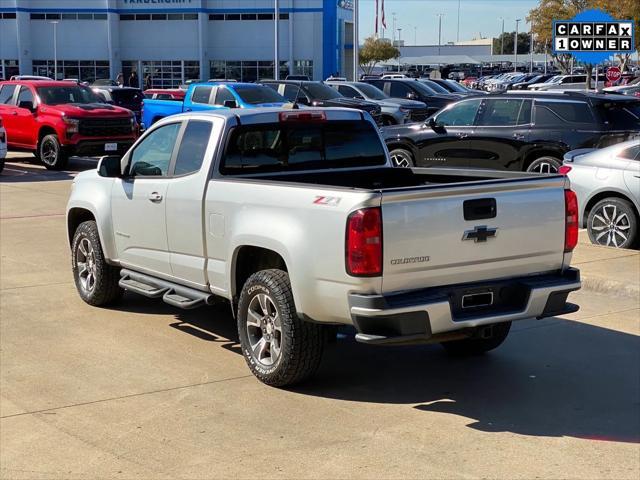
[0,80,138,170]
[141,82,288,129]
[66,108,581,387]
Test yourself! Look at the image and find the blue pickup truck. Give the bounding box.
[141,82,289,128]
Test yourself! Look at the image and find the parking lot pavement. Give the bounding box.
[1,153,639,479]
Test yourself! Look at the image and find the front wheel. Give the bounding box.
[389,148,415,168]
[237,269,325,387]
[71,220,123,306]
[587,198,637,249]
[526,156,561,174]
[39,134,69,170]
[441,321,511,356]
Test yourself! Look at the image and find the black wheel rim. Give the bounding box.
[41,139,58,166]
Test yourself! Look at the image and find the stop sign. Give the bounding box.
[606,67,622,82]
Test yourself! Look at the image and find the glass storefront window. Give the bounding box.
[210,60,291,82]
[2,60,19,80]
[32,60,109,82]
[125,61,200,88]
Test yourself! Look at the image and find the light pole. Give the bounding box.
[436,14,444,57]
[50,20,59,80]
[414,26,417,45]
[353,0,359,80]
[499,17,505,55]
[397,28,402,72]
[274,0,279,79]
[514,18,521,72]
[457,0,461,42]
[529,20,534,73]
[392,12,397,44]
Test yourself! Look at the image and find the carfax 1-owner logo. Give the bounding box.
[553,8,635,63]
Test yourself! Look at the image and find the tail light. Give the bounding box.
[558,165,572,175]
[346,207,382,276]
[279,111,326,122]
[564,189,579,252]
[0,116,3,127]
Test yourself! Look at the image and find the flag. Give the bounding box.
[381,0,386,29]
[375,0,379,36]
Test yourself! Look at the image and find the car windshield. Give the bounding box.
[412,81,437,95]
[234,85,286,104]
[305,82,342,100]
[444,80,467,92]
[421,80,449,93]
[221,120,386,174]
[355,83,387,100]
[37,86,102,105]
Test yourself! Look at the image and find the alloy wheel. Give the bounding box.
[590,204,631,248]
[76,237,97,292]
[41,138,58,166]
[390,151,412,168]
[246,293,283,367]
[530,161,559,174]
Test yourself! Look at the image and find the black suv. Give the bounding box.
[263,80,382,124]
[92,86,144,124]
[382,92,640,172]
[363,78,457,117]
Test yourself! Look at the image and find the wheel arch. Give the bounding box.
[231,245,289,302]
[522,147,565,171]
[582,190,640,228]
[67,207,96,246]
[385,138,418,163]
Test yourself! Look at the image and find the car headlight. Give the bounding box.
[399,107,411,115]
[63,117,79,134]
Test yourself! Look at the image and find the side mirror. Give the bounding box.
[18,100,35,112]
[406,92,417,100]
[427,117,445,132]
[223,99,238,109]
[97,155,123,178]
[296,96,310,105]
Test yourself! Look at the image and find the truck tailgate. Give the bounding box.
[380,176,567,293]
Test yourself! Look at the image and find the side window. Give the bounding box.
[129,123,181,177]
[338,85,358,98]
[17,87,34,106]
[368,80,384,90]
[156,93,173,100]
[535,101,594,125]
[0,85,17,104]
[191,86,213,104]
[282,84,299,101]
[435,99,482,126]
[518,100,532,125]
[173,120,213,176]
[213,87,235,106]
[619,145,640,160]
[389,82,410,98]
[477,99,524,126]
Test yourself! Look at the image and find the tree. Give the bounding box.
[492,32,532,55]
[359,37,401,75]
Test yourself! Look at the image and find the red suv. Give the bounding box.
[0,80,138,169]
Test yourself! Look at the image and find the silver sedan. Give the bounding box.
[563,139,640,249]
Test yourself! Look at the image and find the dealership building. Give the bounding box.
[0,0,355,85]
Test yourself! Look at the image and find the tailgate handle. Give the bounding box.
[464,198,496,221]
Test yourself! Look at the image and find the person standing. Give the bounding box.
[144,74,152,90]
[129,71,138,88]
[116,72,124,87]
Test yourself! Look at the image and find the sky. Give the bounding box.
[358,0,539,45]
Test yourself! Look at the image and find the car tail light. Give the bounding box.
[346,207,382,276]
[564,189,579,252]
[279,111,326,122]
[558,165,572,175]
[0,116,3,127]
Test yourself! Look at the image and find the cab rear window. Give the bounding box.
[596,101,640,130]
[220,120,386,174]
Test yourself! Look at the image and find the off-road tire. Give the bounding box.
[237,269,325,387]
[71,220,123,306]
[441,321,511,356]
[39,133,69,170]
[526,156,561,174]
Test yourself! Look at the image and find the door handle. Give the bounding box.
[185,108,192,112]
[513,133,525,140]
[148,191,163,202]
[456,132,468,139]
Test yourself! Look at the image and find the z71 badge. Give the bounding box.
[313,196,341,206]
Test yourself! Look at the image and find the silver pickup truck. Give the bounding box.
[66,108,581,386]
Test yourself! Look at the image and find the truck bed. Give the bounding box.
[258,166,546,191]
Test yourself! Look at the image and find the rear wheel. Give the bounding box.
[39,134,69,170]
[237,269,325,387]
[389,148,415,168]
[441,321,511,356]
[526,156,561,174]
[587,198,637,249]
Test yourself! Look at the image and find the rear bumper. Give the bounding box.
[349,268,581,345]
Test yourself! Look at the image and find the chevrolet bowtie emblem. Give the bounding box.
[462,226,498,243]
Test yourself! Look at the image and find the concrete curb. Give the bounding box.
[580,274,640,299]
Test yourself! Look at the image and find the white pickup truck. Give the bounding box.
[66,108,581,386]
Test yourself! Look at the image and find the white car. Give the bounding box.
[381,74,407,79]
[0,117,7,173]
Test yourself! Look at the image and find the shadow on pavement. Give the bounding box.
[112,293,639,444]
[0,156,97,183]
